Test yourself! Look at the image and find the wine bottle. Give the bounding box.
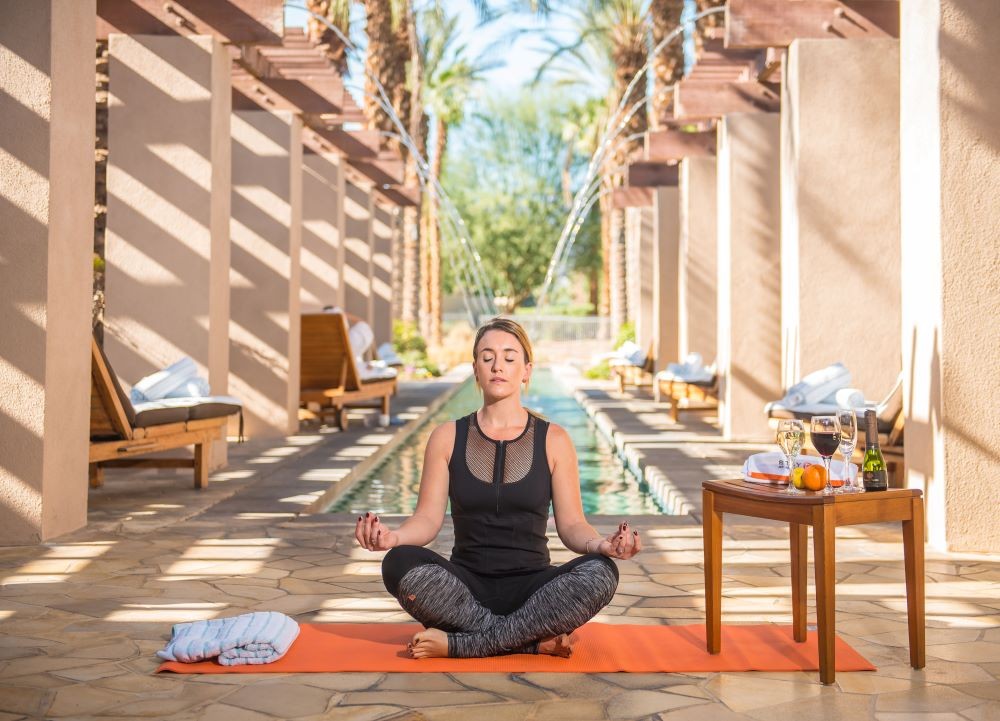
[862,409,888,492]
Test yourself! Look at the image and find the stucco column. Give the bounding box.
[104,34,231,461]
[717,113,782,441]
[344,178,374,326]
[301,148,345,312]
[781,38,901,396]
[371,203,396,345]
[679,157,718,363]
[627,207,656,357]
[0,0,95,543]
[229,110,302,438]
[901,0,1000,553]
[652,186,680,372]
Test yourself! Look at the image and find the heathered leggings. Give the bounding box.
[381,545,619,658]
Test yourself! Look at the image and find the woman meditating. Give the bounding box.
[355,317,642,659]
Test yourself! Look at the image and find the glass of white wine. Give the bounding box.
[776,419,806,495]
[836,408,859,493]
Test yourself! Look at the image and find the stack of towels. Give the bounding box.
[157,611,300,666]
[766,362,866,413]
[602,340,647,367]
[655,352,716,384]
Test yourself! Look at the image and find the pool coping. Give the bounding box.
[304,370,472,514]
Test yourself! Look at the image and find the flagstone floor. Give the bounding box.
[1,379,998,720]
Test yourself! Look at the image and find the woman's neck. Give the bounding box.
[477,396,528,431]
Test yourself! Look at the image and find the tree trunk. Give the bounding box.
[429,116,448,347]
[649,0,685,129]
[306,0,350,75]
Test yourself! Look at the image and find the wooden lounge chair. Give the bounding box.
[300,312,397,431]
[609,342,655,393]
[766,374,905,486]
[89,337,242,489]
[655,374,719,423]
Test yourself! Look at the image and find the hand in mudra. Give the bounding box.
[355,512,399,551]
[596,521,642,560]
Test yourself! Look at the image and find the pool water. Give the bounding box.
[330,368,667,515]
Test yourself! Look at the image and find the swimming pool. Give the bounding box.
[330,367,668,515]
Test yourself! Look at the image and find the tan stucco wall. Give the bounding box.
[628,207,656,356]
[104,35,232,403]
[717,113,783,441]
[371,203,395,345]
[229,110,302,438]
[652,187,680,371]
[679,157,718,363]
[0,0,95,543]
[343,179,373,324]
[781,39,901,398]
[901,0,1000,553]
[301,150,345,312]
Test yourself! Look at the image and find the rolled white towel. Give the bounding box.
[782,362,851,407]
[348,320,375,358]
[156,611,299,666]
[832,387,864,409]
[130,357,199,403]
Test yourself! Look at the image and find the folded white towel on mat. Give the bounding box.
[656,353,715,384]
[156,611,300,666]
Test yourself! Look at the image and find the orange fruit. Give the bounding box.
[802,465,827,492]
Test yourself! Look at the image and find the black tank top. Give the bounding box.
[448,411,552,576]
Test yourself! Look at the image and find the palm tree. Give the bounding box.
[649,0,685,126]
[306,0,351,74]
[536,0,648,334]
[421,5,498,346]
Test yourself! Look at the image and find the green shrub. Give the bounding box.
[615,321,636,348]
[393,320,426,354]
[584,359,611,380]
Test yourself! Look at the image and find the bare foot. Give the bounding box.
[536,633,575,658]
[409,628,448,659]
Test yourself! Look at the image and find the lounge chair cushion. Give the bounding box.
[765,402,894,434]
[781,362,851,407]
[132,396,243,427]
[376,342,403,367]
[359,363,398,382]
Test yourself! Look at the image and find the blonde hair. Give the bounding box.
[472,317,534,364]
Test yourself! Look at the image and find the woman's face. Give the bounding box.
[473,329,532,401]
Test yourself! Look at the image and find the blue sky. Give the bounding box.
[283,0,608,101]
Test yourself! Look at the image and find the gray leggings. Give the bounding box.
[382,545,619,657]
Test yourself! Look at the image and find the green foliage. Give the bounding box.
[616,321,636,347]
[393,320,426,355]
[441,89,599,311]
[584,358,611,380]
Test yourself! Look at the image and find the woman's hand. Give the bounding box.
[595,521,642,560]
[355,512,399,552]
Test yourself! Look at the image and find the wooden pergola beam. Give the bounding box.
[645,129,716,161]
[627,162,680,188]
[348,156,405,188]
[375,185,420,208]
[97,0,283,44]
[725,0,899,49]
[231,68,349,116]
[673,80,780,120]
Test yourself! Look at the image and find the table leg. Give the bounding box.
[790,522,808,643]
[812,504,836,685]
[903,496,926,669]
[703,489,722,654]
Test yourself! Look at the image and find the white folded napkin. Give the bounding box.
[742,451,857,485]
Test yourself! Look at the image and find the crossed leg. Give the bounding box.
[382,546,619,658]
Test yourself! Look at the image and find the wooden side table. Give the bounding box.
[702,480,925,684]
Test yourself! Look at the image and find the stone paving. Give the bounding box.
[1,378,999,720]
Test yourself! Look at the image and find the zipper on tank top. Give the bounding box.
[493,440,506,513]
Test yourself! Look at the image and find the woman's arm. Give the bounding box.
[549,424,641,559]
[356,421,453,551]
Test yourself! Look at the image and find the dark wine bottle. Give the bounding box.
[862,409,888,492]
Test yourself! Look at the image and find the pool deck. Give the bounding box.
[1,376,999,720]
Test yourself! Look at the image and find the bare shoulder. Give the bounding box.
[544,422,576,461]
[425,420,457,461]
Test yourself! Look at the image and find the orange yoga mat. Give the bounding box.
[157,623,875,674]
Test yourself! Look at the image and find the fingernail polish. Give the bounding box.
[633,530,638,536]
[365,512,371,518]
[358,516,362,521]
